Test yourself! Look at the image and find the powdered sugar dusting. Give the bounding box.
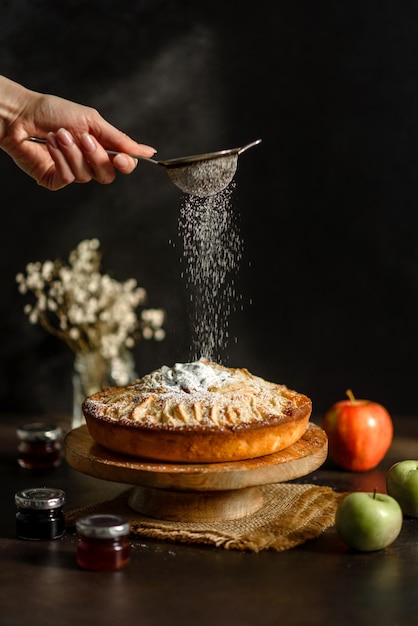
[158,360,234,392]
[85,359,293,429]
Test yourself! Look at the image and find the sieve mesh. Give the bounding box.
[167,155,238,197]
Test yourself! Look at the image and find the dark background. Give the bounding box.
[1,0,418,419]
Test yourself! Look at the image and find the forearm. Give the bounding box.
[0,75,36,145]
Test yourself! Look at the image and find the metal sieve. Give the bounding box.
[26,137,262,197]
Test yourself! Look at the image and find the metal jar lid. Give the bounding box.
[17,422,62,442]
[76,514,130,539]
[15,487,66,510]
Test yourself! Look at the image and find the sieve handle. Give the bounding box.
[25,136,160,165]
[237,139,262,155]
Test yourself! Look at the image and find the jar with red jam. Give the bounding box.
[17,422,63,469]
[76,514,130,571]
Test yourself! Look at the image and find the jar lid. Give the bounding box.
[15,487,66,510]
[76,514,130,538]
[17,422,62,442]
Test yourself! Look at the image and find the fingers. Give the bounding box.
[78,131,120,183]
[112,152,138,174]
[91,116,156,160]
[50,128,113,184]
[45,128,139,188]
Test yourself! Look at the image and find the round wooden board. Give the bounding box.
[65,422,327,492]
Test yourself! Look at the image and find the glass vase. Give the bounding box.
[71,350,136,430]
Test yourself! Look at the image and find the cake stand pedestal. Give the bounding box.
[65,423,328,522]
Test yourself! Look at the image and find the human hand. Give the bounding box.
[0,76,156,191]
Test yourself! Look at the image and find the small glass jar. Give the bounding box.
[17,422,63,469]
[15,487,66,540]
[76,514,130,571]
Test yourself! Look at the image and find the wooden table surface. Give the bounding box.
[1,413,418,626]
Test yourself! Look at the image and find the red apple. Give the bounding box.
[322,389,393,472]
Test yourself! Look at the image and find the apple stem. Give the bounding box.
[373,487,377,499]
[345,389,356,403]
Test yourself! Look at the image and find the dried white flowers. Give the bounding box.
[16,238,166,360]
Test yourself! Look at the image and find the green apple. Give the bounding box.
[386,460,418,517]
[335,490,403,551]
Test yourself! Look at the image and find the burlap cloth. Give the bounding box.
[66,483,345,553]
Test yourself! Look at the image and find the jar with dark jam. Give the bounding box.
[76,514,130,571]
[15,487,66,540]
[17,422,63,469]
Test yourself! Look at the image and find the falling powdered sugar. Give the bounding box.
[178,183,243,362]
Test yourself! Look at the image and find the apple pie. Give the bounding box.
[82,358,312,463]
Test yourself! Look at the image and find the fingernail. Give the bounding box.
[137,144,157,156]
[80,133,96,152]
[47,132,58,148]
[113,153,131,169]
[57,128,74,147]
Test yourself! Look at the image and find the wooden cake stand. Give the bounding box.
[65,423,328,522]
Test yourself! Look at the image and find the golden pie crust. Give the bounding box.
[82,359,312,463]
